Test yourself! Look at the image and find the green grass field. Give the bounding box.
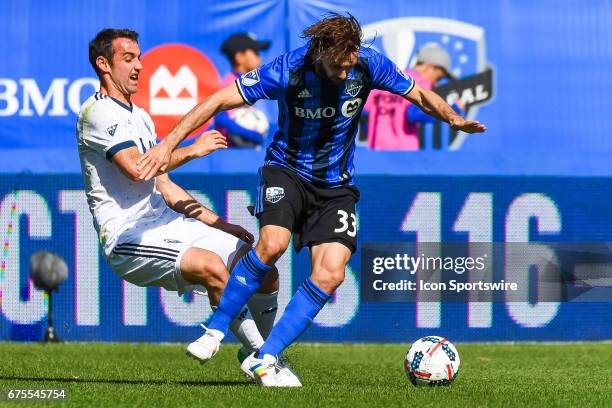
[0,342,611,407]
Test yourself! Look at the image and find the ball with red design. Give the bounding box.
[404,336,460,386]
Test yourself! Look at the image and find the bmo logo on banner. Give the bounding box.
[132,44,220,139]
[0,78,99,117]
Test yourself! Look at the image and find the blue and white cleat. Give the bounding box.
[186,325,223,363]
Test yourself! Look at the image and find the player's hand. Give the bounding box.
[192,130,228,158]
[449,116,487,133]
[220,223,255,245]
[137,140,172,180]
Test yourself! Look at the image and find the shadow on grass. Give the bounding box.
[0,375,250,387]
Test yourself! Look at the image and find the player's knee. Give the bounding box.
[256,237,288,263]
[314,266,346,292]
[198,253,228,290]
[328,267,346,287]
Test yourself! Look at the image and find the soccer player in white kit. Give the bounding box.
[77,28,298,383]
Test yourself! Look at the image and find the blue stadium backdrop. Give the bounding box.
[0,0,610,342]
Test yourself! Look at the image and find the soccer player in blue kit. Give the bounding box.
[138,14,486,386]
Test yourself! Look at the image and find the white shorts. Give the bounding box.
[107,208,247,295]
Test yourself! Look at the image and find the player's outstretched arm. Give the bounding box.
[109,131,227,181]
[136,84,246,181]
[155,173,254,245]
[161,130,228,173]
[405,84,486,134]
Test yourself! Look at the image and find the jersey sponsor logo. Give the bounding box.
[241,69,260,87]
[132,44,220,140]
[294,106,336,119]
[362,17,495,150]
[345,79,363,97]
[163,238,181,244]
[265,187,285,203]
[297,88,312,98]
[106,123,118,136]
[341,98,362,118]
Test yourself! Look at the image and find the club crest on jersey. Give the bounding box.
[345,79,363,97]
[265,187,284,203]
[106,124,118,136]
[241,69,260,87]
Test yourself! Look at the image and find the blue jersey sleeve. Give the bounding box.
[235,56,284,105]
[369,51,415,96]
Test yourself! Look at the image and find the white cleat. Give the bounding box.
[240,352,302,387]
[240,352,279,386]
[239,350,302,386]
[276,354,303,387]
[186,326,223,363]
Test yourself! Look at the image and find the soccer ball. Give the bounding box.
[229,106,269,137]
[404,336,460,386]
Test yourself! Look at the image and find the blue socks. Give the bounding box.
[208,249,272,335]
[259,278,330,357]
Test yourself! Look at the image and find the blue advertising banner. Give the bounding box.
[288,0,612,156]
[0,1,610,344]
[1,1,611,175]
[1,174,610,342]
[0,0,283,148]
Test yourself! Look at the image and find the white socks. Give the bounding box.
[225,291,279,354]
[229,307,264,351]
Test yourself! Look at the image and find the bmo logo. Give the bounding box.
[132,44,220,139]
[341,98,362,118]
[294,106,336,119]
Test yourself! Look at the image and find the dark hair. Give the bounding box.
[89,28,139,76]
[302,13,362,64]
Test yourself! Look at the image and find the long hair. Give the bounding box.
[302,13,362,64]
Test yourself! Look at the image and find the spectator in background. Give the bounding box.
[215,33,271,148]
[364,43,464,150]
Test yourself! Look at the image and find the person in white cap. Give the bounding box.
[364,43,464,150]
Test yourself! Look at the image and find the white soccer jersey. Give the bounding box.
[77,92,167,256]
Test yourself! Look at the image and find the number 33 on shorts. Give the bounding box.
[334,210,357,237]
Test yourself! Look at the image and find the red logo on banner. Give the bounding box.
[133,44,220,140]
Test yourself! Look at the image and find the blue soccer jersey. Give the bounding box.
[236,45,415,187]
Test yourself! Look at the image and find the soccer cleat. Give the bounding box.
[240,352,302,387]
[240,352,278,386]
[238,349,302,386]
[186,325,223,363]
[237,347,253,379]
[275,354,303,386]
